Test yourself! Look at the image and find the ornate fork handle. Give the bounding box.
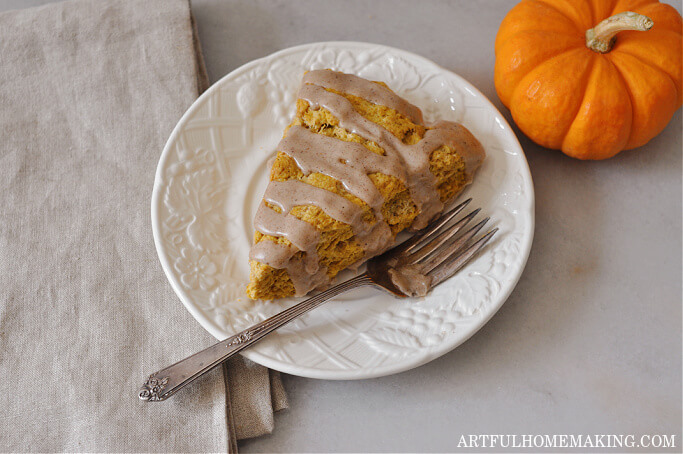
[139,273,373,402]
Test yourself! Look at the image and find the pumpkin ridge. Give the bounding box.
[510,48,596,148]
[510,48,593,105]
[512,45,589,83]
[589,0,618,24]
[603,54,636,116]
[531,0,585,33]
[495,32,584,106]
[604,53,651,149]
[611,48,680,101]
[557,55,598,145]
[538,0,596,30]
[560,57,598,152]
[505,45,585,103]
[561,56,632,158]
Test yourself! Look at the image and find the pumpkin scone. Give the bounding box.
[247,70,485,300]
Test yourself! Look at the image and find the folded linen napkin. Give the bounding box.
[0,0,286,451]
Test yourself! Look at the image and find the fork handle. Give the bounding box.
[139,273,373,401]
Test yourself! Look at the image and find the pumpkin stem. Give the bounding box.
[586,11,653,53]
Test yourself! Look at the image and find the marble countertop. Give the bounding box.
[3,0,680,451]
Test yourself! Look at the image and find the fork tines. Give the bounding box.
[400,198,498,286]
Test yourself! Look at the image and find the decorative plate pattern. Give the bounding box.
[152,42,535,379]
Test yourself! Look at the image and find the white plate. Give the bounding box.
[152,42,534,380]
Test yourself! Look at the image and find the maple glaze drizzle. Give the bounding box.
[301,70,424,124]
[278,126,401,216]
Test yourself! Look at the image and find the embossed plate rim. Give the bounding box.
[152,41,535,380]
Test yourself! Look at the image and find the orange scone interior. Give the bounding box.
[247,70,485,300]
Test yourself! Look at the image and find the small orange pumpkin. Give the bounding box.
[495,0,682,160]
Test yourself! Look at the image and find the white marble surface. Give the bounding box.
[2,0,680,452]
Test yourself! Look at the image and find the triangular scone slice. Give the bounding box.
[247,70,484,300]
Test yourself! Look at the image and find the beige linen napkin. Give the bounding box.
[0,0,286,451]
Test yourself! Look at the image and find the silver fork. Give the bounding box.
[138,199,497,402]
